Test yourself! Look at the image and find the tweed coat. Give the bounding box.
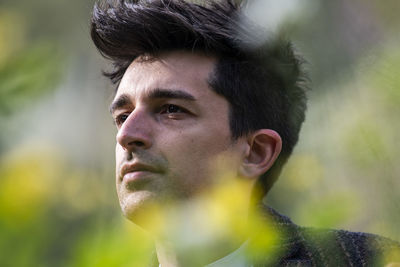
[251,206,400,266]
[149,206,400,266]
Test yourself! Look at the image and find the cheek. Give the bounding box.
[115,145,124,176]
[160,127,233,180]
[115,144,122,159]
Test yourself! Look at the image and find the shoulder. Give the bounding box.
[259,206,400,266]
[288,226,400,266]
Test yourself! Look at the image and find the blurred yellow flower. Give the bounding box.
[0,144,62,226]
[127,174,280,265]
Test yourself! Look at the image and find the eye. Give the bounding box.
[114,113,129,127]
[161,104,185,114]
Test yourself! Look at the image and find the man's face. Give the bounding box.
[111,51,246,223]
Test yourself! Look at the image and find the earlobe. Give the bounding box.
[240,129,282,178]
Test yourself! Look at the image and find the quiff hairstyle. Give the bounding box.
[91,0,308,198]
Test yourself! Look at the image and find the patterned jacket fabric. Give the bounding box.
[251,206,400,266]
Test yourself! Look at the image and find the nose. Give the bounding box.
[116,108,152,151]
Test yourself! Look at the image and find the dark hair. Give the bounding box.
[91,0,308,197]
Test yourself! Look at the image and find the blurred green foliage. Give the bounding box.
[0,43,63,115]
[70,220,154,267]
[0,9,63,116]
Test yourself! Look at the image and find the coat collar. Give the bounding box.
[147,205,313,267]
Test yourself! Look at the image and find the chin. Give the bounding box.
[119,190,160,229]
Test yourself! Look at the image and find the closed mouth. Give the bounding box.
[120,162,161,182]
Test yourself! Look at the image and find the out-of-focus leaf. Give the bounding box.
[0,9,26,66]
[295,193,360,228]
[0,43,63,115]
[69,219,153,267]
[283,154,324,191]
[343,121,390,167]
[368,48,400,110]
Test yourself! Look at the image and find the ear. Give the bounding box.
[240,129,282,178]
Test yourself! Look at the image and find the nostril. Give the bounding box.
[132,140,145,147]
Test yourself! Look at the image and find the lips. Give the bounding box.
[119,162,160,182]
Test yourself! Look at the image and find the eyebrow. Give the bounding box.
[109,88,196,114]
[147,88,196,101]
[109,94,131,114]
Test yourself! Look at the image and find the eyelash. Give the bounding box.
[160,104,186,114]
[114,114,129,127]
[113,104,187,127]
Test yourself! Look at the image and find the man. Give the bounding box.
[91,0,400,266]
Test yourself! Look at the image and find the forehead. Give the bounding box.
[115,51,217,99]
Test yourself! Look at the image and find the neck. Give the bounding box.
[155,236,247,267]
[155,240,180,267]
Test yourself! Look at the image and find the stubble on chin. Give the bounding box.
[118,189,157,222]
